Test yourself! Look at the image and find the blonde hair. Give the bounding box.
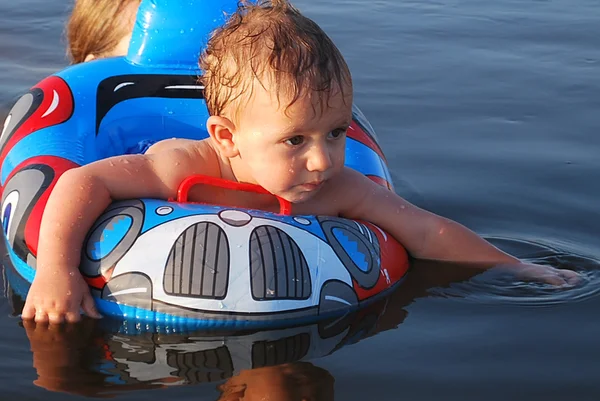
[66,0,140,64]
[199,0,352,118]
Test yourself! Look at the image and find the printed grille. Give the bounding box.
[164,222,229,299]
[249,225,311,300]
[252,333,311,368]
[167,346,234,383]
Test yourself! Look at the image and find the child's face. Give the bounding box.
[232,81,352,203]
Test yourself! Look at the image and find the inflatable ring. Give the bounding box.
[0,0,409,328]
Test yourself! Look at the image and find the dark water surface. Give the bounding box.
[1,0,600,399]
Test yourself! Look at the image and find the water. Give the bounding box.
[1,0,600,399]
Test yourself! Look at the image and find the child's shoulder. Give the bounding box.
[143,137,222,179]
[145,138,211,155]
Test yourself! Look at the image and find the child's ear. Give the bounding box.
[206,116,239,158]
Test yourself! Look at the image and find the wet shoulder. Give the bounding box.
[148,138,221,178]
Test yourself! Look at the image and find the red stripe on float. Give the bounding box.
[347,120,387,162]
[5,156,79,256]
[0,76,74,166]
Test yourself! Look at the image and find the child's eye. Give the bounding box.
[284,135,304,146]
[328,128,348,139]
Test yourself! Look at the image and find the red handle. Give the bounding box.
[173,174,292,216]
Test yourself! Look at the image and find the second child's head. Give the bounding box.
[200,0,353,203]
[66,0,141,64]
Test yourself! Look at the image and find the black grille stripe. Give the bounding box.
[250,225,311,300]
[166,346,233,383]
[164,222,229,299]
[252,333,311,368]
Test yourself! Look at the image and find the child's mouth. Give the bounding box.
[300,180,324,191]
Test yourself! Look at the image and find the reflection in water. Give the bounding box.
[2,257,484,398]
[215,363,334,401]
[3,240,596,398]
[23,318,337,399]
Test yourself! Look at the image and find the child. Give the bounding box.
[66,0,140,64]
[22,0,578,324]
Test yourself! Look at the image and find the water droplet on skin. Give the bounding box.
[109,161,115,167]
[122,159,130,164]
[68,271,74,276]
[66,290,72,296]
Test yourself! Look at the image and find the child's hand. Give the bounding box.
[499,262,581,286]
[21,268,102,324]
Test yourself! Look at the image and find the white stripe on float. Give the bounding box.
[324,295,352,306]
[114,82,135,92]
[109,287,148,297]
[41,90,59,118]
[164,85,204,90]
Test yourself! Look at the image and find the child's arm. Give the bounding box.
[336,168,578,285]
[21,145,217,324]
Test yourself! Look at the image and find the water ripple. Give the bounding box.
[428,237,600,306]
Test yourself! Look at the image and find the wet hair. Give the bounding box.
[199,0,352,118]
[66,0,140,64]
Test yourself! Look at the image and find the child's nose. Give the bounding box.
[306,144,333,172]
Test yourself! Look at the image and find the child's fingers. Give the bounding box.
[81,293,102,319]
[47,312,65,325]
[546,269,580,287]
[34,310,49,323]
[562,270,581,286]
[21,304,37,320]
[22,319,36,331]
[65,311,82,323]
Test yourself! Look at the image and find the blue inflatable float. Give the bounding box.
[0,0,409,328]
